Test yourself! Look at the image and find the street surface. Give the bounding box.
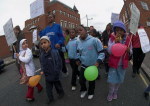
[0,58,149,106]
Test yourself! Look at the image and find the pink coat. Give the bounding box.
[108,33,131,69]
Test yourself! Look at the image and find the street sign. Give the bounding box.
[129,3,140,35]
[30,0,45,19]
[3,18,17,46]
[111,13,120,25]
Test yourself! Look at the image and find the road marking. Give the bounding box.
[139,73,148,87]
[130,61,148,87]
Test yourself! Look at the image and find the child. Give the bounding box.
[76,25,105,100]
[107,21,131,101]
[66,29,80,91]
[64,29,70,63]
[39,36,64,103]
[16,39,43,102]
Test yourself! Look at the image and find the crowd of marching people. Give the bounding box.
[12,13,149,104]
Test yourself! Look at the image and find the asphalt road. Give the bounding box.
[0,58,149,106]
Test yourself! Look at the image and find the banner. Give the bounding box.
[3,18,17,46]
[138,28,150,53]
[32,29,37,43]
[129,3,140,35]
[111,13,120,25]
[30,0,45,19]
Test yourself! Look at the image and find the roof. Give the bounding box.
[49,0,76,11]
[49,0,72,10]
[73,5,78,11]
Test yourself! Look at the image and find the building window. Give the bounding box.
[147,21,150,26]
[32,20,34,25]
[37,18,40,22]
[48,11,51,15]
[35,19,37,23]
[123,15,125,23]
[60,10,62,14]
[141,1,149,10]
[125,11,127,19]
[72,24,75,28]
[68,22,70,28]
[68,13,69,17]
[60,20,63,27]
[53,10,56,14]
[64,21,67,28]
[63,12,66,16]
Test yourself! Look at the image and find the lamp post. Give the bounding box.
[86,15,93,27]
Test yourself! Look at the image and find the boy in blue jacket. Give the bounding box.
[76,25,105,100]
[40,36,64,103]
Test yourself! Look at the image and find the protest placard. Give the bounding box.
[3,18,17,46]
[129,3,140,35]
[30,0,45,19]
[138,28,150,53]
[111,13,120,25]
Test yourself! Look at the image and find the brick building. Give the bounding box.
[120,0,150,38]
[24,0,81,31]
[0,0,81,58]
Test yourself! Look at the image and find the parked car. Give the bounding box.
[0,59,5,72]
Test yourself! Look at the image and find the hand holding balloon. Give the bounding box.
[84,66,98,81]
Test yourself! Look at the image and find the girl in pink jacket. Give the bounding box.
[107,21,131,101]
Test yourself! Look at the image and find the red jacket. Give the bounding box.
[108,33,131,69]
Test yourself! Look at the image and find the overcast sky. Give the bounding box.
[0,0,123,35]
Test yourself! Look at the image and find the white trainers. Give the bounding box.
[80,91,87,98]
[88,95,94,100]
[71,86,76,91]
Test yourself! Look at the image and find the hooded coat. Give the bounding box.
[108,21,131,69]
[19,39,35,76]
[77,35,105,66]
[40,49,62,81]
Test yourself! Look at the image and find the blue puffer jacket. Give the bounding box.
[66,37,78,59]
[40,49,62,81]
[77,35,105,66]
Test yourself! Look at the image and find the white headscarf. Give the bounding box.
[19,39,27,51]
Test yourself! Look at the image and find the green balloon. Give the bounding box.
[84,66,98,81]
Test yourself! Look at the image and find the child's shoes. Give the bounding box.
[107,95,113,101]
[71,86,76,91]
[113,93,118,99]
[26,98,35,102]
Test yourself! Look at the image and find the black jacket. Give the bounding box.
[40,49,62,81]
[102,30,112,46]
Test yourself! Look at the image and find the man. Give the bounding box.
[13,25,25,74]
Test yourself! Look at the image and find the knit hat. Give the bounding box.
[113,21,126,34]
[40,36,50,42]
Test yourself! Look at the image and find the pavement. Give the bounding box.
[3,52,150,81]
